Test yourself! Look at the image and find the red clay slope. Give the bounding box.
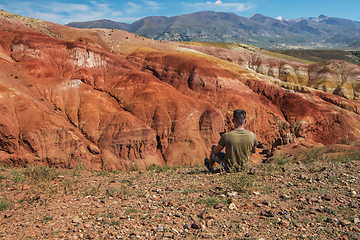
[0,11,360,170]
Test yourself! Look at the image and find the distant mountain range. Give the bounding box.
[66,11,360,49]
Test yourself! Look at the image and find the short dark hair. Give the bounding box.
[233,109,246,125]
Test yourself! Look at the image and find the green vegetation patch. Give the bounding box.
[24,165,59,181]
[0,199,11,210]
[223,171,257,193]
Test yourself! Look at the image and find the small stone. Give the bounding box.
[206,219,214,227]
[183,223,191,229]
[206,214,216,220]
[171,228,179,235]
[157,224,166,232]
[198,211,206,219]
[191,221,203,229]
[174,212,183,218]
[72,216,81,223]
[86,233,95,239]
[351,191,357,197]
[248,167,257,175]
[340,220,352,226]
[84,223,92,228]
[279,219,290,227]
[227,191,238,197]
[326,217,339,223]
[228,203,236,210]
[214,203,223,209]
[323,194,332,201]
[260,210,274,217]
[245,232,251,237]
[178,205,186,211]
[280,194,291,199]
[354,218,360,224]
[253,191,261,196]
[307,197,319,203]
[163,232,173,238]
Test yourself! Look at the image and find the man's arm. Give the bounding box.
[212,144,224,154]
[251,145,256,153]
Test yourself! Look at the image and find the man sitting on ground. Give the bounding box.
[205,109,258,173]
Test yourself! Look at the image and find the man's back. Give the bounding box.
[219,129,258,171]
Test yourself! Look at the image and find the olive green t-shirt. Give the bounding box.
[218,129,258,172]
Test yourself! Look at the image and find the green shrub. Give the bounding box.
[72,160,85,176]
[301,147,324,163]
[197,196,227,208]
[148,164,172,172]
[338,138,351,145]
[24,165,58,181]
[275,157,289,166]
[223,171,256,193]
[331,149,360,164]
[106,185,133,199]
[0,200,10,210]
[12,170,26,182]
[42,216,53,223]
[0,174,8,179]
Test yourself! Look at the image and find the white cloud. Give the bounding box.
[0,1,137,24]
[0,0,253,25]
[126,1,163,14]
[189,1,256,13]
[45,3,90,13]
[144,0,162,9]
[127,2,142,14]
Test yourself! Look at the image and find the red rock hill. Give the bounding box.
[0,10,360,170]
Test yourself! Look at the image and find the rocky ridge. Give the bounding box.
[0,10,360,170]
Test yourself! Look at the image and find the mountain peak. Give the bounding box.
[249,13,264,18]
[309,15,329,23]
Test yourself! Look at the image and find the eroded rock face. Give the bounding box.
[183,45,360,100]
[0,15,360,170]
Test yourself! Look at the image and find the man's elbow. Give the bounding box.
[213,145,224,154]
[251,146,256,153]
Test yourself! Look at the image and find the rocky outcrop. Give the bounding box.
[182,45,360,100]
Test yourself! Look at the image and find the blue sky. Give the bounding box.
[1,0,359,24]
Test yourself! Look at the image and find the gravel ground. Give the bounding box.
[0,149,359,239]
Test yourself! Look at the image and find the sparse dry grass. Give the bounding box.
[0,146,359,239]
